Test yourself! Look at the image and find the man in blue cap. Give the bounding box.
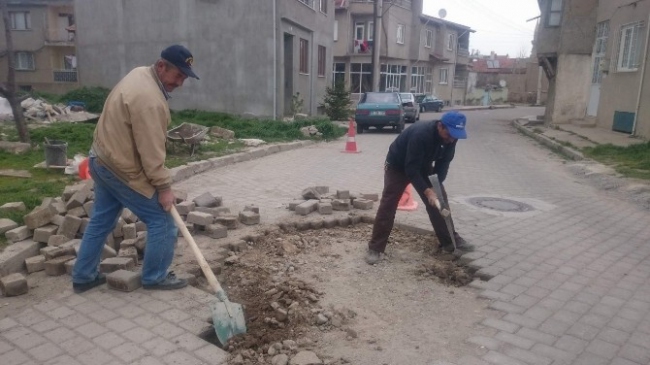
[72,45,199,292]
[366,111,471,265]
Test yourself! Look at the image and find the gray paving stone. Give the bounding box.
[494,331,535,350]
[133,356,165,365]
[530,343,576,362]
[489,301,526,314]
[628,331,650,350]
[567,322,600,341]
[554,334,588,353]
[619,343,650,365]
[3,349,30,365]
[609,316,638,333]
[457,355,490,365]
[134,313,165,329]
[58,336,95,356]
[75,321,109,339]
[29,341,64,362]
[44,354,83,365]
[110,342,147,363]
[466,336,503,350]
[93,331,126,350]
[478,290,514,302]
[44,327,77,344]
[502,345,552,365]
[503,313,543,329]
[193,344,229,365]
[114,304,147,319]
[572,351,610,365]
[585,338,620,360]
[142,337,178,357]
[482,350,526,365]
[122,327,156,343]
[511,294,539,308]
[482,317,520,334]
[61,313,92,329]
[611,356,645,365]
[159,308,192,324]
[163,350,204,365]
[77,347,117,365]
[171,332,207,351]
[539,318,572,337]
[538,298,565,311]
[517,327,557,346]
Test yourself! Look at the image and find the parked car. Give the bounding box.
[354,92,405,134]
[399,92,420,123]
[415,94,444,112]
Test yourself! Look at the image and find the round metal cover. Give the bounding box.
[468,197,535,212]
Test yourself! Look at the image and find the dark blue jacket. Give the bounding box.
[385,120,457,195]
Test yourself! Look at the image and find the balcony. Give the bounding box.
[453,78,467,89]
[457,48,470,64]
[44,35,75,47]
[351,39,373,55]
[53,69,77,83]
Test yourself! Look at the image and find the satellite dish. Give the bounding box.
[438,8,447,19]
[499,80,507,87]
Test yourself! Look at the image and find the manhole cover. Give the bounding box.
[468,197,535,212]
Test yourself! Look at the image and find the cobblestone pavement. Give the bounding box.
[3,106,650,364]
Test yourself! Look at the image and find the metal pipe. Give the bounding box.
[273,0,277,119]
[372,0,383,91]
[632,12,650,136]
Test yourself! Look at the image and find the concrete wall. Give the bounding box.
[537,0,598,55]
[552,54,592,123]
[75,0,333,118]
[637,55,650,138]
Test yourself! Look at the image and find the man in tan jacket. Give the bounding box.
[72,45,199,293]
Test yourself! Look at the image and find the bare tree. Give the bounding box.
[0,0,30,143]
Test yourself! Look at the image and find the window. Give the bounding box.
[14,52,35,70]
[425,29,433,48]
[350,63,372,93]
[380,64,407,91]
[333,63,345,87]
[318,46,326,77]
[547,0,563,27]
[334,20,338,41]
[439,68,448,84]
[300,38,309,74]
[592,21,609,83]
[368,21,374,42]
[355,22,365,41]
[297,0,314,8]
[396,24,404,44]
[411,66,431,93]
[617,22,644,72]
[447,33,454,51]
[319,0,327,13]
[10,11,31,30]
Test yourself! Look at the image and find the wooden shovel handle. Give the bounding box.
[170,206,223,294]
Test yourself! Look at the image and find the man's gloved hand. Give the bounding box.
[158,189,175,212]
[424,188,438,208]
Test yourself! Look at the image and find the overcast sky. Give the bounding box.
[422,0,540,57]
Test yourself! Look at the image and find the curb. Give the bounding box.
[512,119,584,160]
[451,104,515,112]
[170,140,316,184]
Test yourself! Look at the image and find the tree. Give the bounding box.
[320,81,352,121]
[0,0,30,143]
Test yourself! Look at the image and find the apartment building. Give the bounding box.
[0,0,78,94]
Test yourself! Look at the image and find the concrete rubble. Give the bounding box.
[17,97,99,123]
[289,186,378,216]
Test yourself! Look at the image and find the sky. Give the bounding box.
[422,0,541,57]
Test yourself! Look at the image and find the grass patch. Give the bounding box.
[583,142,650,180]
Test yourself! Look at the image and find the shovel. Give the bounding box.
[428,174,456,250]
[170,206,247,345]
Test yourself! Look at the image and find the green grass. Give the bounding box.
[583,142,650,180]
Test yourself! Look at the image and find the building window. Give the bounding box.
[368,21,374,42]
[411,66,431,93]
[334,20,338,41]
[333,63,346,87]
[355,22,365,41]
[425,29,433,48]
[297,0,314,9]
[300,38,309,74]
[425,67,433,93]
[592,21,609,83]
[14,52,35,70]
[10,11,31,30]
[319,0,327,13]
[381,64,407,92]
[447,33,454,50]
[617,22,643,72]
[350,63,372,93]
[439,68,448,84]
[547,0,563,27]
[318,46,326,77]
[396,24,404,44]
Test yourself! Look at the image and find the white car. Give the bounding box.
[399,93,420,123]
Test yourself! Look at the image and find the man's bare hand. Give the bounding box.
[424,188,439,208]
[158,189,175,212]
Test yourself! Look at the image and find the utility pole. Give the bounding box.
[536,65,542,106]
[371,0,382,91]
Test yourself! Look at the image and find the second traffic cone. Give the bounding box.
[342,118,361,153]
[397,184,418,211]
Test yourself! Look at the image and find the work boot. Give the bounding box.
[454,234,475,252]
[439,244,455,254]
[365,249,381,265]
[73,274,106,294]
[143,271,188,290]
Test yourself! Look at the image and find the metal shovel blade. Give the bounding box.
[210,297,247,345]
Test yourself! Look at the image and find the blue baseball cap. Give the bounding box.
[440,111,467,139]
[161,45,199,79]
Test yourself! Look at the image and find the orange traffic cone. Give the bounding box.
[397,184,418,211]
[78,157,91,180]
[342,118,361,153]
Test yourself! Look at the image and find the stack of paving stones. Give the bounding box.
[0,184,261,297]
[289,186,378,217]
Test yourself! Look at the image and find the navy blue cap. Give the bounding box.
[441,111,467,139]
[161,45,199,79]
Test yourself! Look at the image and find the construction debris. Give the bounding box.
[0,97,99,124]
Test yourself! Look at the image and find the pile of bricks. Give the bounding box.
[0,184,261,297]
[289,186,378,216]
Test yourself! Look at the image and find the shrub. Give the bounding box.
[59,87,111,113]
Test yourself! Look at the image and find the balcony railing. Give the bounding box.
[457,48,470,57]
[453,78,466,89]
[53,69,77,83]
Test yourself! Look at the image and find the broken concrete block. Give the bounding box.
[315,186,329,194]
[296,200,319,216]
[135,232,147,252]
[100,257,135,274]
[361,193,379,202]
[0,239,40,276]
[66,206,86,218]
[47,235,69,247]
[42,246,72,260]
[336,190,350,199]
[105,235,117,251]
[296,221,310,231]
[5,226,31,243]
[51,199,67,215]
[353,198,374,210]
[44,255,75,276]
[244,205,260,214]
[113,218,125,238]
[0,218,18,234]
[57,215,83,239]
[80,218,90,233]
[34,224,58,244]
[65,258,76,275]
[228,240,248,252]
[176,201,195,215]
[205,224,228,239]
[66,183,92,210]
[135,221,146,233]
[62,184,80,201]
[309,219,324,230]
[118,247,138,265]
[193,192,222,208]
[0,202,26,213]
[83,201,94,217]
[301,187,321,200]
[215,215,239,230]
[317,202,333,215]
[0,273,28,296]
[24,205,57,230]
[51,214,65,227]
[107,270,141,292]
[332,199,351,211]
[350,215,362,225]
[195,206,230,217]
[101,245,117,260]
[121,208,138,224]
[239,211,260,225]
[25,255,46,273]
[123,223,137,240]
[323,217,338,228]
[338,216,351,227]
[289,200,307,211]
[120,238,136,249]
[172,189,188,203]
[187,211,214,226]
[361,215,375,224]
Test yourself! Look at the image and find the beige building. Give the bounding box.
[333,0,473,106]
[0,0,78,94]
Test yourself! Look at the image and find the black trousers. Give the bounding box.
[368,166,455,253]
